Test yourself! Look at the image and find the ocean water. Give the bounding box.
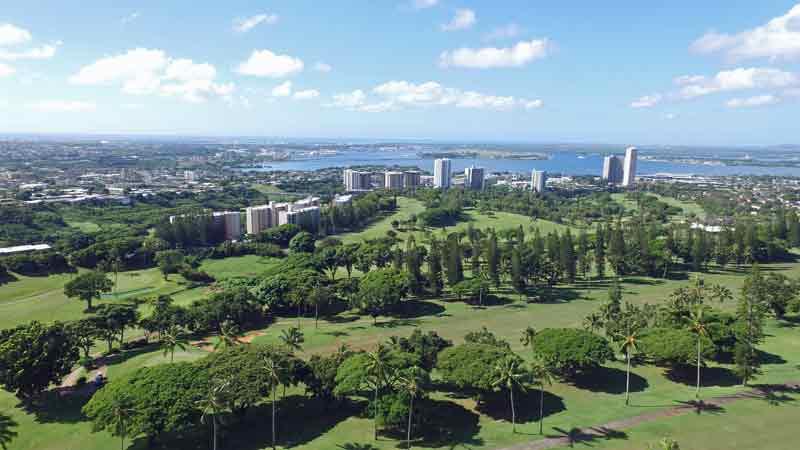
[244,149,800,177]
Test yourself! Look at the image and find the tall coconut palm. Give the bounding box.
[161,325,189,363]
[617,330,639,406]
[110,397,134,450]
[279,327,305,354]
[689,306,709,399]
[491,356,528,434]
[529,358,555,435]
[214,320,242,351]
[583,312,603,334]
[197,381,229,450]
[366,344,391,440]
[520,326,537,360]
[263,355,283,450]
[395,366,427,450]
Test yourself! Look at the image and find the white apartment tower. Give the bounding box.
[343,169,372,191]
[531,170,547,193]
[384,171,405,190]
[464,166,485,190]
[245,204,275,235]
[622,147,638,187]
[433,158,452,189]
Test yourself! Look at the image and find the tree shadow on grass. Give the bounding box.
[776,315,800,328]
[665,366,739,388]
[413,398,483,449]
[547,426,628,447]
[324,315,360,324]
[223,396,362,450]
[571,366,649,395]
[749,384,800,406]
[530,287,582,304]
[19,390,91,424]
[476,389,566,423]
[102,343,161,368]
[390,300,445,319]
[675,400,726,415]
[337,444,380,450]
[375,318,422,329]
[758,349,788,365]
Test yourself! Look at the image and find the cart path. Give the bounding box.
[496,381,800,450]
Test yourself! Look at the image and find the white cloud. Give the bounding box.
[314,62,332,73]
[70,48,234,103]
[726,94,781,108]
[664,113,678,120]
[293,89,320,100]
[439,39,551,69]
[236,49,304,78]
[630,94,663,108]
[271,81,293,97]
[441,9,476,32]
[678,67,798,99]
[329,80,542,112]
[690,4,800,61]
[673,75,706,86]
[0,43,59,61]
[0,63,14,77]
[121,12,140,25]
[233,14,279,33]
[0,24,31,46]
[412,0,438,10]
[483,23,523,42]
[28,100,96,112]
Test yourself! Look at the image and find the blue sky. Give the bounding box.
[1,0,799,145]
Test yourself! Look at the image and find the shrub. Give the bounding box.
[638,327,715,368]
[533,328,614,379]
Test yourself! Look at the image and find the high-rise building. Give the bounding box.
[343,169,372,191]
[404,171,421,189]
[245,204,275,235]
[279,206,321,232]
[212,211,242,241]
[531,170,547,193]
[464,166,485,190]
[433,158,452,189]
[602,155,624,184]
[384,171,405,190]
[622,147,638,187]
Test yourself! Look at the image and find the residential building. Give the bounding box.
[404,171,421,189]
[279,205,321,231]
[602,155,624,184]
[433,158,452,189]
[622,146,638,187]
[343,169,372,191]
[384,171,405,190]
[212,211,242,241]
[531,170,547,193]
[464,166,485,190]
[334,194,353,206]
[245,204,275,235]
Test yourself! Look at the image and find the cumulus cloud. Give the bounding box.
[328,80,542,112]
[441,9,476,31]
[0,43,59,61]
[630,94,663,108]
[27,100,96,112]
[726,94,781,108]
[483,23,523,42]
[412,0,438,10]
[0,63,14,77]
[0,23,31,46]
[690,4,800,61]
[271,81,292,97]
[293,89,320,100]
[439,39,551,69]
[677,67,798,99]
[236,49,304,78]
[314,62,332,73]
[70,48,234,103]
[233,14,279,33]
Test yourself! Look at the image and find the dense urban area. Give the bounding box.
[0,138,798,450]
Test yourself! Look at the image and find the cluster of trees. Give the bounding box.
[321,192,398,234]
[0,251,71,277]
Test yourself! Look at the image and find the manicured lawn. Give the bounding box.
[612,193,705,220]
[65,221,101,233]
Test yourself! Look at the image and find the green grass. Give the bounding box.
[612,193,705,220]
[65,221,101,233]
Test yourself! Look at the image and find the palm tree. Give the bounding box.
[214,320,242,351]
[583,312,603,334]
[520,326,537,360]
[529,358,555,435]
[279,327,305,354]
[617,330,639,406]
[365,344,391,440]
[197,381,229,450]
[689,306,709,399]
[110,397,134,450]
[395,366,427,450]
[0,414,18,450]
[491,356,528,434]
[161,325,189,363]
[263,355,283,450]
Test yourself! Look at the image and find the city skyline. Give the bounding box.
[1,1,800,145]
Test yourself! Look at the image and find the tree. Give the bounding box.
[0,321,78,398]
[68,318,99,359]
[520,326,537,360]
[395,366,428,449]
[94,303,139,351]
[154,250,185,281]
[491,355,528,434]
[532,328,614,379]
[289,231,316,254]
[354,269,408,324]
[594,223,606,279]
[426,238,444,296]
[280,327,305,354]
[529,358,555,435]
[197,380,229,450]
[64,270,113,310]
[735,266,769,385]
[0,413,18,450]
[263,354,283,450]
[689,306,710,399]
[618,329,639,406]
[109,395,134,450]
[161,325,189,363]
[214,320,243,351]
[437,343,508,396]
